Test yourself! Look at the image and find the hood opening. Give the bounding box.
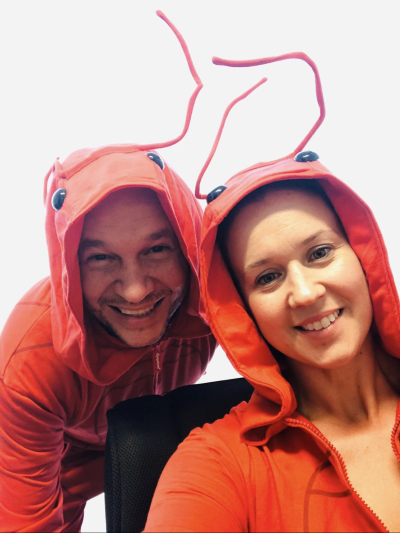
[201,161,400,442]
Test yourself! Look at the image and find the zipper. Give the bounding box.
[285,417,391,532]
[390,414,400,463]
[152,344,162,394]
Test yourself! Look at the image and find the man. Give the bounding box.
[0,145,216,531]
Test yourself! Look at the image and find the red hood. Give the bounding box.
[45,144,210,385]
[200,156,400,444]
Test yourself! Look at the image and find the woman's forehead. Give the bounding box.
[227,189,342,259]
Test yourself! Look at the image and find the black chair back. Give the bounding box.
[104,377,253,532]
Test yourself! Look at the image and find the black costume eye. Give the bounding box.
[206,185,227,204]
[294,151,319,162]
[51,188,67,211]
[147,152,165,170]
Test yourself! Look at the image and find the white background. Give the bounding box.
[1,1,399,531]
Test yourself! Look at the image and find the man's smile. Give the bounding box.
[110,297,165,318]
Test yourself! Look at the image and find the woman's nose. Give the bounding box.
[287,263,325,308]
[114,264,155,303]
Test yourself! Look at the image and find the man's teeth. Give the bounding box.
[118,305,155,317]
[301,310,340,331]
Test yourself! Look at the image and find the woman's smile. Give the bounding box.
[296,308,341,331]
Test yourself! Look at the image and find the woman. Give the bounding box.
[144,55,400,533]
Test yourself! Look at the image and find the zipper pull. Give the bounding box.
[153,346,162,373]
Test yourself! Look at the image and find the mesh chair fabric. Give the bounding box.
[105,378,254,532]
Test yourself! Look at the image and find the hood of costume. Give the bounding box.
[43,144,210,386]
[200,153,400,445]
[0,146,216,532]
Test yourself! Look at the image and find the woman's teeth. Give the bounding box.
[301,310,340,331]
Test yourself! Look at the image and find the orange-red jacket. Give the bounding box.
[145,155,400,532]
[0,146,216,532]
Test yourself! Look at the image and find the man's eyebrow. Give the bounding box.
[78,239,105,252]
[79,230,175,251]
[148,229,176,240]
[244,229,340,273]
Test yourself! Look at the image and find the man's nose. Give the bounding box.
[114,263,154,303]
[287,263,325,308]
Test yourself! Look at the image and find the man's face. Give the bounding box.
[79,188,189,348]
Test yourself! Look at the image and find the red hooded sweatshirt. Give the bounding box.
[0,145,216,532]
[145,152,400,532]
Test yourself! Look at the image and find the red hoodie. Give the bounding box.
[0,145,216,532]
[145,55,400,532]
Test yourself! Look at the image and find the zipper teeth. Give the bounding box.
[285,417,390,532]
[153,344,160,394]
[390,415,400,462]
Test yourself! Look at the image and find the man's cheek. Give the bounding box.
[81,271,104,303]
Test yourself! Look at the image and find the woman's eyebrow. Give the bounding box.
[245,258,271,273]
[302,229,338,246]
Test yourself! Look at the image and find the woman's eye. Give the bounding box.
[310,246,331,261]
[257,272,280,286]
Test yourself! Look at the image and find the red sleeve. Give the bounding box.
[144,424,249,533]
[0,377,65,532]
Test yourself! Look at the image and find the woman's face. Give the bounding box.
[226,187,374,369]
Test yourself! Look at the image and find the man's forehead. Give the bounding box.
[79,227,177,250]
[79,187,179,245]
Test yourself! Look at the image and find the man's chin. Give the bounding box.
[97,318,166,348]
[118,326,167,348]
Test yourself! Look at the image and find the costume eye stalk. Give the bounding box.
[146,152,165,170]
[52,188,67,211]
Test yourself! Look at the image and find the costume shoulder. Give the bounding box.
[0,278,52,377]
[145,402,250,533]
[0,277,81,411]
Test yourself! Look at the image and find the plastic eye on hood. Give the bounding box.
[207,185,227,204]
[294,150,319,162]
[51,188,67,211]
[147,152,165,170]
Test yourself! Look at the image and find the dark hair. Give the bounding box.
[218,179,334,252]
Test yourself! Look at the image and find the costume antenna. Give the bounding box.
[195,52,325,200]
[138,11,203,150]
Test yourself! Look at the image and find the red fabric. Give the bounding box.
[145,157,400,532]
[0,146,216,532]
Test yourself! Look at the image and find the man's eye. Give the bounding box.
[310,246,331,261]
[148,245,170,254]
[257,272,280,286]
[88,254,110,262]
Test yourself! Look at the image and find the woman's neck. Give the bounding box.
[287,333,400,427]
